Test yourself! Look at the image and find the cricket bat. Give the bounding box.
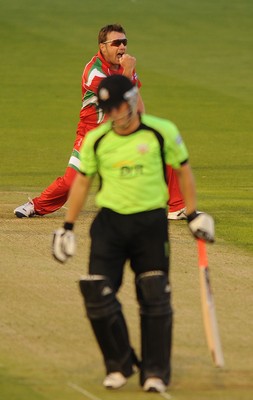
[197,239,224,367]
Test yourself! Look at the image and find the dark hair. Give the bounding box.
[98,24,126,44]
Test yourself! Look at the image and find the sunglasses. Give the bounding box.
[102,38,128,47]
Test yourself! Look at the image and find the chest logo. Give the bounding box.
[137,143,149,154]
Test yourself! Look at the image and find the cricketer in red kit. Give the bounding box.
[14,24,185,218]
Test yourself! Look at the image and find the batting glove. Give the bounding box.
[187,211,215,243]
[52,223,76,263]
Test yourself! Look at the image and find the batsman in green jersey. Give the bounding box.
[52,75,215,393]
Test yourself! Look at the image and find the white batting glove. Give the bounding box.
[52,226,76,263]
[187,212,215,243]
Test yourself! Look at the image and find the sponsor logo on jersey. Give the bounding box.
[176,134,183,145]
[121,164,144,177]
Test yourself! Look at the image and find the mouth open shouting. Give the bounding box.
[117,52,125,61]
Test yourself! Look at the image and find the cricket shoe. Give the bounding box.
[103,372,127,389]
[143,377,167,393]
[14,198,36,218]
[168,207,187,220]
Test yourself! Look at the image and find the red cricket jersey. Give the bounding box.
[76,51,141,136]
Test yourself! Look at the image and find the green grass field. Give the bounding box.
[1,0,253,399]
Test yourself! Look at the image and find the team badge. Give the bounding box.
[137,143,149,154]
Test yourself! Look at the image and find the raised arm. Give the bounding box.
[119,54,145,113]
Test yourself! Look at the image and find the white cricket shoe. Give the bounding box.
[103,372,127,389]
[143,377,167,393]
[168,207,187,220]
[14,198,35,218]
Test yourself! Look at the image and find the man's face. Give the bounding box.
[109,102,133,131]
[100,31,127,66]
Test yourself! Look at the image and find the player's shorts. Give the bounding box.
[88,207,169,291]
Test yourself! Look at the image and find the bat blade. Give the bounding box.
[197,239,224,367]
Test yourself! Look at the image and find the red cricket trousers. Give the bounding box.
[33,135,84,215]
[166,165,185,212]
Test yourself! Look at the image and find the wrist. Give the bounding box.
[187,211,198,222]
[64,222,74,231]
[123,70,133,80]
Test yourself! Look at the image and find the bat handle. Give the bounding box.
[197,239,208,267]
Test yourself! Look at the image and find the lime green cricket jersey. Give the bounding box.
[79,114,189,214]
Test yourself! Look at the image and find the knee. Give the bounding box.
[136,271,172,316]
[79,275,121,319]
